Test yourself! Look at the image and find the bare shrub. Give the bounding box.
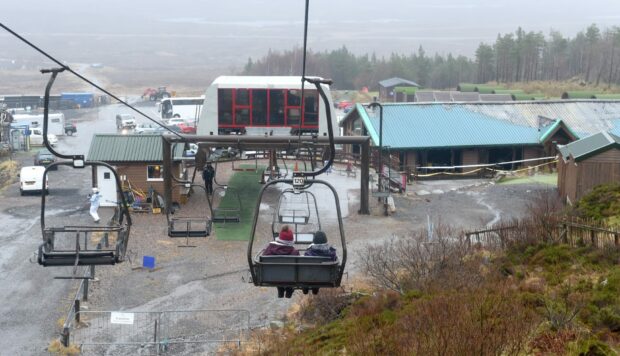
[543,284,586,331]
[296,288,358,324]
[358,224,471,294]
[525,189,565,242]
[379,285,538,356]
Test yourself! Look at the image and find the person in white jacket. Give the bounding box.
[89,187,101,223]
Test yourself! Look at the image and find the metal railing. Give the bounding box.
[71,309,251,355]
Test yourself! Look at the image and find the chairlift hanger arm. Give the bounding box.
[296,77,336,178]
[42,68,84,163]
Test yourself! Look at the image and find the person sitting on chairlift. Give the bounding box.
[304,231,337,261]
[262,225,298,298]
[262,225,299,256]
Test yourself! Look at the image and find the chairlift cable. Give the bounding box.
[295,0,310,166]
[0,22,184,139]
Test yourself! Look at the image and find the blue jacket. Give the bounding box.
[304,244,337,261]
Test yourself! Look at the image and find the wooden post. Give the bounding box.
[562,224,568,244]
[74,300,80,323]
[360,141,370,214]
[162,137,173,212]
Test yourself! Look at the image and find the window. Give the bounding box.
[51,118,60,123]
[269,90,285,125]
[218,89,233,125]
[235,108,250,125]
[235,89,250,105]
[252,89,268,125]
[161,101,173,117]
[103,172,111,179]
[147,165,163,181]
[303,91,319,125]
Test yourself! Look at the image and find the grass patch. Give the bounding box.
[497,173,557,186]
[214,166,264,241]
[0,159,19,190]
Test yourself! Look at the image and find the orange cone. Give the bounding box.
[294,161,299,172]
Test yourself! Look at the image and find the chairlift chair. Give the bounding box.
[231,153,259,172]
[262,153,289,183]
[273,188,321,244]
[164,153,213,246]
[247,179,346,293]
[38,161,132,270]
[208,185,242,223]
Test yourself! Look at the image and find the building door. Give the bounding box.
[97,166,117,207]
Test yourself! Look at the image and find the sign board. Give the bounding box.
[110,312,135,325]
[292,173,305,188]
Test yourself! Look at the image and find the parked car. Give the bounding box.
[29,128,58,146]
[210,147,239,160]
[19,166,48,195]
[116,114,136,129]
[167,117,187,127]
[177,122,196,134]
[34,148,57,168]
[64,122,77,136]
[134,123,160,134]
[142,125,182,135]
[337,100,353,109]
[183,143,199,157]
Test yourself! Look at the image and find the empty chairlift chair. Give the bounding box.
[209,186,242,223]
[273,188,320,244]
[37,161,132,269]
[166,183,212,239]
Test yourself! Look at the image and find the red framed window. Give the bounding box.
[218,88,319,129]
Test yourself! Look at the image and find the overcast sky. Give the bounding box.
[1,0,620,70]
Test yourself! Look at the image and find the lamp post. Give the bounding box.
[367,101,383,193]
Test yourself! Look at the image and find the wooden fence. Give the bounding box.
[465,218,620,251]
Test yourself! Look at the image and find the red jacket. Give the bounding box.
[263,242,299,256]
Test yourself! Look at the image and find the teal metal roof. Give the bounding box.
[88,134,185,162]
[348,101,620,150]
[558,131,620,162]
[359,103,541,149]
[538,119,579,142]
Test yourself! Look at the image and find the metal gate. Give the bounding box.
[71,309,250,355]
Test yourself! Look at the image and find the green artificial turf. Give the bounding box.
[214,166,264,241]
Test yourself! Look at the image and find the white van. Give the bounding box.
[19,166,48,195]
[29,128,58,146]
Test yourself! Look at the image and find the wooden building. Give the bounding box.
[339,100,620,177]
[558,131,620,204]
[378,77,419,102]
[88,134,186,206]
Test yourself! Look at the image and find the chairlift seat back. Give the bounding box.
[255,255,338,287]
[168,217,211,238]
[38,250,117,266]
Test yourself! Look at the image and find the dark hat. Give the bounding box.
[313,231,327,244]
